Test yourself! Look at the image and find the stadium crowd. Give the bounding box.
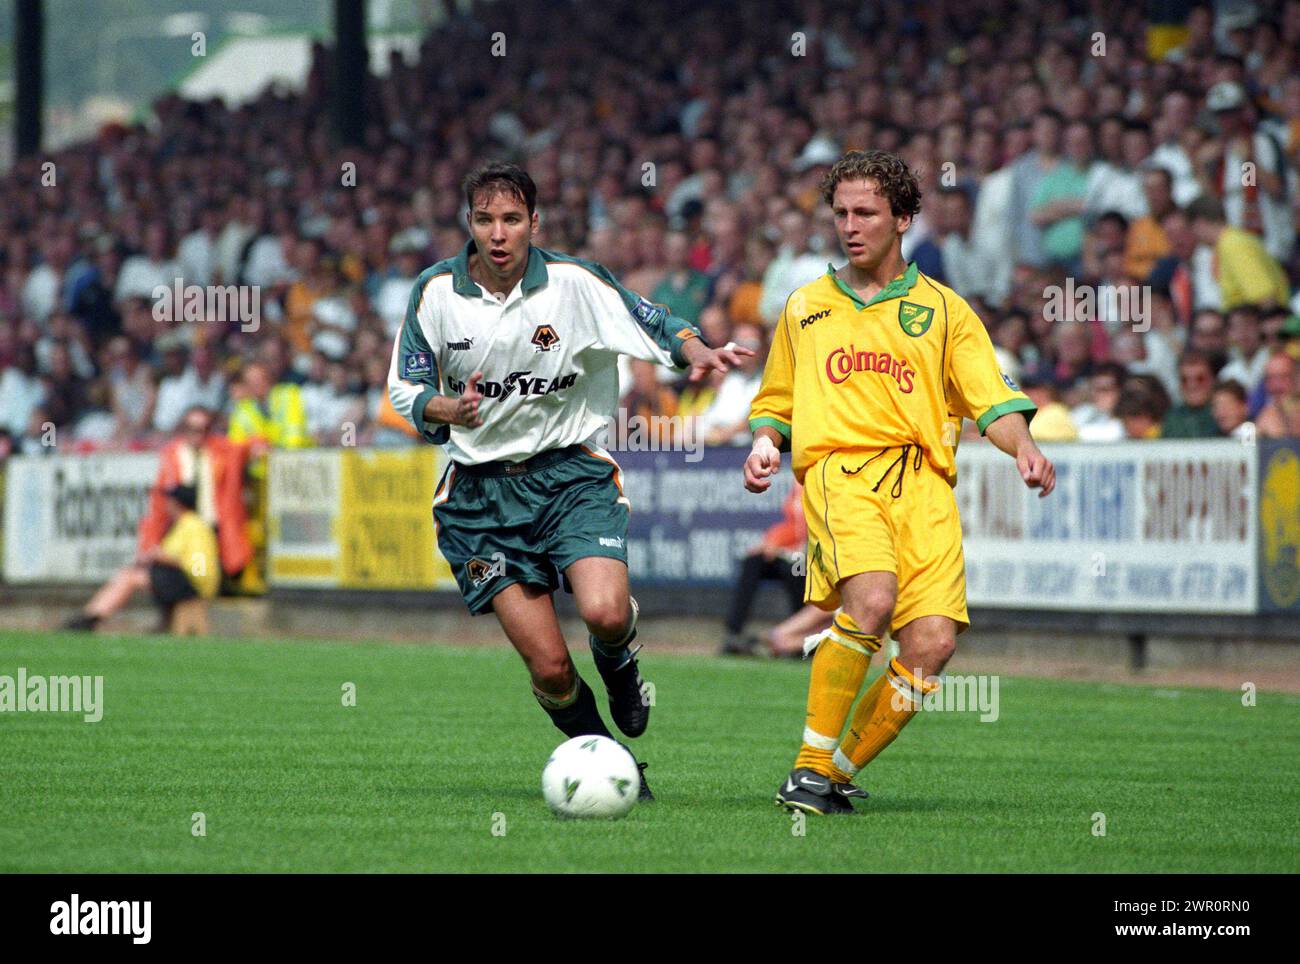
[2,0,1299,469]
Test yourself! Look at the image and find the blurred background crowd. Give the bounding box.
[2,0,1300,468]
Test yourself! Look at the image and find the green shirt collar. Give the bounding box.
[452,241,549,297]
[826,261,919,310]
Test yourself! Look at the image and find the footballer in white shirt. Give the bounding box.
[389,163,750,798]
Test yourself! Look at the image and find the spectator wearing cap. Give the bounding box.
[138,405,252,582]
[64,482,219,633]
[1212,379,1254,440]
[1197,81,1295,263]
[1186,194,1290,311]
[1163,349,1224,438]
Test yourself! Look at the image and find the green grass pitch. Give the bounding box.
[1,629,1295,873]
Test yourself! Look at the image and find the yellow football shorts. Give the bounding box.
[802,446,969,634]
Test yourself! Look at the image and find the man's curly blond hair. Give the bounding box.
[819,150,922,219]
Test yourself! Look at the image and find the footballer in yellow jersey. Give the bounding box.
[745,150,1056,816]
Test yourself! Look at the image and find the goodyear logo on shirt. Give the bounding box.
[402,352,433,378]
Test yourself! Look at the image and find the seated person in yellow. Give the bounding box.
[64,485,220,632]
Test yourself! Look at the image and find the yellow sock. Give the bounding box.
[793,612,880,776]
[827,672,888,783]
[833,657,940,778]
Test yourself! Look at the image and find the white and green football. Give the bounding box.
[542,735,640,819]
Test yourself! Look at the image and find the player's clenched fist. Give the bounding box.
[744,435,781,492]
[1016,445,1056,498]
[452,371,486,428]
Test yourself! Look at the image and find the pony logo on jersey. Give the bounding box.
[825,345,916,393]
[531,325,560,352]
[898,302,934,337]
[402,352,433,378]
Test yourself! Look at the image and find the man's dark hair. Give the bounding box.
[1114,388,1161,420]
[1214,379,1247,403]
[820,150,922,218]
[1094,210,1129,234]
[462,162,537,217]
[1092,361,1127,384]
[1180,347,1224,377]
[1185,194,1226,224]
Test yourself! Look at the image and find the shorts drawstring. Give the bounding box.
[841,445,924,498]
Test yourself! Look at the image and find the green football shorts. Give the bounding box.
[432,443,630,615]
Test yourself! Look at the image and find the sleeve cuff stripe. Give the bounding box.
[749,416,792,438]
[975,398,1037,435]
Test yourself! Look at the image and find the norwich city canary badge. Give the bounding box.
[898,301,934,337]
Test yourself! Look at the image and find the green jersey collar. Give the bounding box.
[452,241,549,297]
[826,261,919,310]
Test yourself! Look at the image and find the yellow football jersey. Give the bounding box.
[749,262,1035,485]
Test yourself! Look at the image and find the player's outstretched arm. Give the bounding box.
[743,428,783,493]
[984,413,1056,497]
[682,337,754,382]
[422,371,485,429]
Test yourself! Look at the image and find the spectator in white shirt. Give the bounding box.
[697,323,767,446]
[1148,90,1202,206]
[1072,363,1126,441]
[1084,119,1153,222]
[1197,81,1295,263]
[116,223,180,303]
[22,233,75,326]
[1218,304,1270,391]
[177,204,222,286]
[35,311,95,379]
[937,186,998,304]
[375,240,425,339]
[153,343,227,434]
[0,347,46,438]
[759,210,826,326]
[969,123,1031,307]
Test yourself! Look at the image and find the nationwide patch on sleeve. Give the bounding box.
[403,352,434,379]
[631,297,666,327]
